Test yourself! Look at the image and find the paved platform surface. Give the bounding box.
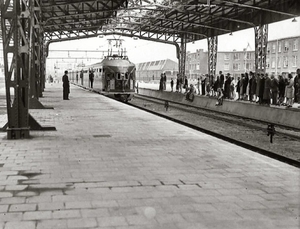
[0,83,299,229]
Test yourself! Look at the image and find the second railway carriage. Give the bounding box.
[70,54,136,101]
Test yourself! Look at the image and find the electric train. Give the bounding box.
[69,54,136,101]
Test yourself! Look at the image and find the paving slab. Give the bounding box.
[0,83,299,229]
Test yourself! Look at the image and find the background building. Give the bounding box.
[184,35,300,80]
[266,35,299,76]
[136,59,178,82]
[186,49,208,79]
[217,49,255,81]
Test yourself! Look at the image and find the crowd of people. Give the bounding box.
[158,68,300,108]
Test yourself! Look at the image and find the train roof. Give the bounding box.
[90,55,135,68]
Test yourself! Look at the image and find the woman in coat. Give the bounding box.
[285,74,294,107]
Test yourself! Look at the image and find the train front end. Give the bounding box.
[101,56,136,101]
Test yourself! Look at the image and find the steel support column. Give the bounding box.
[254,24,268,74]
[207,36,218,84]
[29,0,41,99]
[177,34,187,78]
[1,0,30,139]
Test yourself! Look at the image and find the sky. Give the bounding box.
[47,16,300,75]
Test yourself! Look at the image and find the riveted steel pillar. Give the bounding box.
[29,0,40,99]
[1,0,30,139]
[178,34,187,78]
[40,41,46,94]
[254,24,268,74]
[207,36,218,85]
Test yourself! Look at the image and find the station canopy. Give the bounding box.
[39,0,300,44]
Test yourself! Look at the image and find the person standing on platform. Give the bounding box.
[80,70,83,85]
[89,69,94,88]
[250,72,257,102]
[163,73,167,90]
[170,78,174,92]
[263,74,271,105]
[259,74,265,104]
[236,76,241,100]
[278,75,286,105]
[224,73,231,99]
[175,76,179,92]
[219,71,224,89]
[285,73,294,108]
[270,74,279,105]
[62,70,70,100]
[196,78,201,95]
[295,68,300,107]
[201,75,206,95]
[159,74,164,91]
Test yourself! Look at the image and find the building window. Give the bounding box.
[293,56,297,67]
[233,63,240,71]
[245,63,252,71]
[244,52,251,60]
[277,57,281,69]
[272,43,276,53]
[284,41,289,52]
[224,63,229,71]
[293,39,298,51]
[283,56,288,67]
[271,58,276,68]
[266,58,270,69]
[224,54,230,60]
[233,53,239,60]
[278,41,282,53]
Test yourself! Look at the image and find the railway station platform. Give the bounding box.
[0,83,299,229]
[137,83,300,129]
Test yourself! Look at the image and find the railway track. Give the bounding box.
[127,94,300,168]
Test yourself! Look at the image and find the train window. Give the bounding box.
[125,73,129,79]
[116,73,121,80]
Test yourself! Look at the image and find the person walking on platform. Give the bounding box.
[62,70,70,100]
[89,69,94,88]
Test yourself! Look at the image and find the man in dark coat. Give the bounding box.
[201,75,206,95]
[62,70,70,100]
[219,71,224,89]
[270,74,279,105]
[224,74,231,99]
[258,74,265,104]
[89,70,94,88]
